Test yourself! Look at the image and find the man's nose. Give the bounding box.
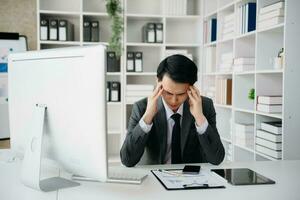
[171,95,178,103]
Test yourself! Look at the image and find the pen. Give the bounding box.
[158,169,182,176]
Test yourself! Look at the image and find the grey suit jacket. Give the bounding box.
[120,96,225,167]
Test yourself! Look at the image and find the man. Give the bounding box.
[120,54,225,167]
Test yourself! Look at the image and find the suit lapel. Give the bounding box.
[153,97,168,164]
[181,100,193,155]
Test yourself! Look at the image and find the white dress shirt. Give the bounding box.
[139,98,208,164]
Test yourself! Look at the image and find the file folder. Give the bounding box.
[91,21,99,42]
[58,20,74,41]
[49,19,58,40]
[134,52,143,72]
[143,23,155,43]
[155,23,163,43]
[40,19,49,40]
[83,21,91,42]
[106,51,120,72]
[110,81,120,102]
[126,52,135,72]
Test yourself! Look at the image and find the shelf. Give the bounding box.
[234,71,255,75]
[204,41,217,47]
[234,108,255,114]
[126,42,163,47]
[126,72,156,76]
[218,37,234,44]
[39,10,81,16]
[257,23,284,34]
[204,10,217,19]
[107,102,122,106]
[166,43,201,47]
[218,1,235,12]
[215,104,232,109]
[255,111,282,119]
[235,30,256,40]
[107,72,121,76]
[39,41,81,45]
[126,13,163,19]
[215,71,233,75]
[83,42,108,46]
[82,12,108,17]
[165,15,201,20]
[255,69,283,74]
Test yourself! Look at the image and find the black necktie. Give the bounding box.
[171,113,182,164]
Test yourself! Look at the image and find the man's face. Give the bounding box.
[160,75,190,112]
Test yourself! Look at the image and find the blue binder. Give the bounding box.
[211,18,217,42]
[247,3,256,32]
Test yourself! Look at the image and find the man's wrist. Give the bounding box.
[143,112,154,125]
[195,114,206,126]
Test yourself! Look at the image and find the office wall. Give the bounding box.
[0,0,37,50]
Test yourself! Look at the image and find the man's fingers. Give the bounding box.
[188,90,196,102]
[152,83,162,97]
[190,86,200,100]
[154,88,163,99]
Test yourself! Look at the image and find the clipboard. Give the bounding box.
[151,169,225,190]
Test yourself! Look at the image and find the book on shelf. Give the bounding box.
[239,3,256,34]
[58,20,74,41]
[126,52,135,72]
[234,57,255,65]
[164,0,187,15]
[83,21,91,42]
[256,137,282,151]
[107,52,120,72]
[49,19,58,40]
[261,121,282,135]
[256,129,282,143]
[257,103,282,113]
[210,18,217,42]
[256,144,282,159]
[205,46,216,73]
[235,123,254,132]
[134,52,143,72]
[216,78,232,105]
[234,65,254,72]
[258,17,284,29]
[257,96,282,105]
[90,21,99,42]
[142,23,156,43]
[259,8,284,22]
[260,1,285,15]
[110,81,121,102]
[40,19,49,40]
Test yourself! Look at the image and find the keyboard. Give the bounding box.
[107,171,148,184]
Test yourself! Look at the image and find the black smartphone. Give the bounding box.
[182,165,201,174]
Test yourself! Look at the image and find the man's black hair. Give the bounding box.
[157,54,198,85]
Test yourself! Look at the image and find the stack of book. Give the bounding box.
[233,57,255,72]
[203,18,217,43]
[215,78,232,105]
[164,0,187,15]
[257,96,282,113]
[40,18,74,41]
[142,23,163,43]
[234,123,254,149]
[238,2,256,34]
[107,81,121,102]
[222,13,235,40]
[218,52,233,72]
[126,84,154,104]
[165,49,193,61]
[204,46,216,73]
[258,1,285,30]
[256,121,282,159]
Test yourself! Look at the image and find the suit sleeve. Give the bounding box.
[197,99,225,165]
[120,102,150,167]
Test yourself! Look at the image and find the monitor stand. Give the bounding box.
[20,104,80,192]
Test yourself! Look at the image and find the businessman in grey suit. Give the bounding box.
[120,54,225,167]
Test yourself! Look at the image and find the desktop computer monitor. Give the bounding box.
[8,45,108,191]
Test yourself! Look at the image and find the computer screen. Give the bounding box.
[8,45,108,191]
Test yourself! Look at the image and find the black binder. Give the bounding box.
[155,23,163,43]
[142,23,155,43]
[91,21,99,42]
[83,21,91,42]
[58,20,74,41]
[40,19,49,40]
[126,52,135,72]
[134,52,143,72]
[110,81,120,102]
[106,51,120,72]
[49,19,58,40]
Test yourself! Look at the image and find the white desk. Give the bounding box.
[1,149,300,200]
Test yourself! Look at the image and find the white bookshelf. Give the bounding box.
[37,0,202,165]
[201,0,300,162]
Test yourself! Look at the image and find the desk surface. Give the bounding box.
[1,149,300,200]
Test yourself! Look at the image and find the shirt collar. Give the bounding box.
[162,97,184,120]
